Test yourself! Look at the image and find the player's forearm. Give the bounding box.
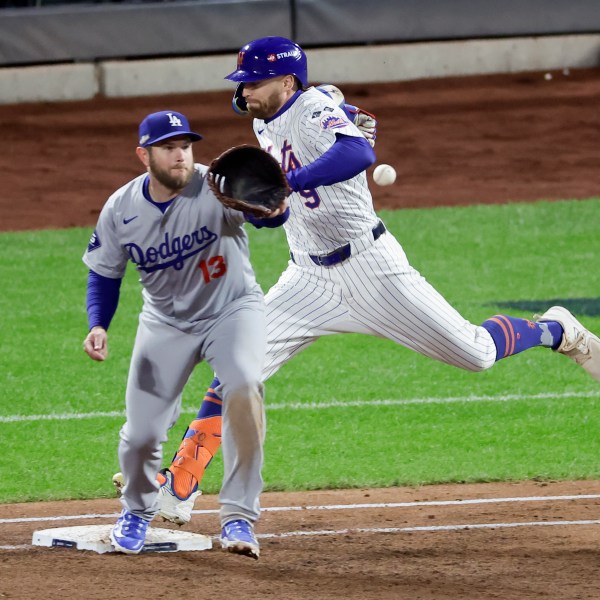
[86,269,122,331]
[286,134,375,192]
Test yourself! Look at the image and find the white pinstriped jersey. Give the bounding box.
[83,164,262,326]
[247,87,497,382]
[254,86,379,255]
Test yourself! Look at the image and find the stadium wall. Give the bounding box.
[0,0,599,105]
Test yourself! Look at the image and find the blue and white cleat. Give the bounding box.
[110,509,150,554]
[220,519,260,560]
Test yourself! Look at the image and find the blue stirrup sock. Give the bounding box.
[196,377,223,419]
[481,315,563,362]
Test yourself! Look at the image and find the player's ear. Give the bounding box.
[284,74,297,91]
[136,146,150,167]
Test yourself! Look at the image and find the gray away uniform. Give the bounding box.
[83,164,266,526]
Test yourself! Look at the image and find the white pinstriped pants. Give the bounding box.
[262,230,496,381]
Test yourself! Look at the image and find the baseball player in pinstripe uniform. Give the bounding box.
[83,110,288,558]
[116,39,600,546]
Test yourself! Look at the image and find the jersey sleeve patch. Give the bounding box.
[320,114,349,130]
[87,229,102,252]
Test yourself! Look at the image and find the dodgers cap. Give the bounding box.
[138,110,203,147]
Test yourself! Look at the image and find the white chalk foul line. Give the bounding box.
[2,493,599,525]
[1,390,599,423]
[2,519,599,552]
[258,519,600,540]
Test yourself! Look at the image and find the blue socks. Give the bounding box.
[196,377,223,419]
[481,315,563,362]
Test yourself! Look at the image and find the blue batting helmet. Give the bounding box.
[225,36,308,87]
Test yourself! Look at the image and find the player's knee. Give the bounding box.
[120,425,163,455]
[222,381,265,442]
[222,379,264,408]
[234,380,264,402]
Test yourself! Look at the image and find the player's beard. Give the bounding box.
[149,158,193,193]
[246,91,285,120]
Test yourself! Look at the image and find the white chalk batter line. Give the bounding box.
[1,390,599,423]
[2,519,599,552]
[2,493,599,525]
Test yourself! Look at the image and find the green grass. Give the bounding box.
[1,198,599,502]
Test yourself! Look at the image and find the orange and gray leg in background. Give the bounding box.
[164,377,223,499]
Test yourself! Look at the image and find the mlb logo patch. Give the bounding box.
[267,54,276,62]
[320,115,347,130]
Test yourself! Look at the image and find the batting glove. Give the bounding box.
[344,104,377,148]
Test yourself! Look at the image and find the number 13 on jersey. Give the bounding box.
[198,255,227,283]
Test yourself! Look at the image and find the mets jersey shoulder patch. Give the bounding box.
[87,229,101,252]
[320,114,348,130]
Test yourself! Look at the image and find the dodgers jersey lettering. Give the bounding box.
[83,164,261,324]
[254,87,379,255]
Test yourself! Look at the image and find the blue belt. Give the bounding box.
[291,220,386,267]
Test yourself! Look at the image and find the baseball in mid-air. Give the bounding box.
[373,164,397,186]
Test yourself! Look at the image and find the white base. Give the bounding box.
[32,524,213,554]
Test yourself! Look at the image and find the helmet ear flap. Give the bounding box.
[292,75,307,91]
[232,82,248,115]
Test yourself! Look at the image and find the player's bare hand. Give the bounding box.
[266,197,289,218]
[83,326,108,361]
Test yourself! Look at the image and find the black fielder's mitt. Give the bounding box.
[207,145,290,217]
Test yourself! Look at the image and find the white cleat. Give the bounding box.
[112,472,125,497]
[535,306,600,381]
[112,470,201,526]
[157,470,201,526]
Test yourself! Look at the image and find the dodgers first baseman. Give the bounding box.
[125,38,600,526]
[83,110,288,558]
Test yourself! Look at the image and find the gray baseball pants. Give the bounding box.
[118,293,266,526]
